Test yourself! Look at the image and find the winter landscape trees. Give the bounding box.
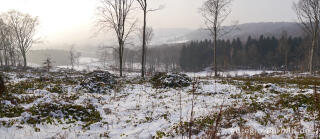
[3,0,320,139]
[200,0,234,77]
[179,35,307,72]
[69,46,81,70]
[294,0,320,74]
[136,0,160,78]
[1,10,39,68]
[96,0,136,77]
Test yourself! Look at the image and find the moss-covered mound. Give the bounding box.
[80,71,117,93]
[27,103,101,125]
[151,72,191,88]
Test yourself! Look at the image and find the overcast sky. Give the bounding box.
[0,0,299,49]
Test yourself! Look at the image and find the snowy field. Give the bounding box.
[53,57,280,77]
[0,69,320,138]
[57,57,105,72]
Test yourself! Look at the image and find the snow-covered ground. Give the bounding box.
[0,69,319,138]
[1,71,234,138]
[57,57,104,71]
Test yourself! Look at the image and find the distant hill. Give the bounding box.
[156,22,304,44]
[152,28,193,45]
[31,22,304,62]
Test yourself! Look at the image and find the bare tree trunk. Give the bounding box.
[285,51,288,72]
[4,50,8,67]
[214,26,218,77]
[119,42,124,77]
[22,51,27,68]
[0,74,6,95]
[10,51,15,66]
[310,42,315,74]
[141,10,147,78]
[0,51,3,67]
[137,0,157,77]
[310,26,318,74]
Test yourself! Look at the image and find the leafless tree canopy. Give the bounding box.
[0,19,16,67]
[0,10,39,68]
[97,0,136,76]
[294,0,320,34]
[69,45,81,70]
[97,0,136,43]
[200,0,233,38]
[136,0,162,13]
[294,0,320,73]
[200,0,233,77]
[138,27,153,47]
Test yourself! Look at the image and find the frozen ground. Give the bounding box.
[0,69,319,138]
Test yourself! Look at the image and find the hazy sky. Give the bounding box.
[0,0,299,49]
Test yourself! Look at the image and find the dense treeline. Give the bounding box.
[180,35,319,72]
[111,44,181,73]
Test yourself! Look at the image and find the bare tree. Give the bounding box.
[278,31,289,73]
[294,0,320,74]
[200,0,233,77]
[97,46,110,69]
[0,18,20,67]
[2,10,39,68]
[138,26,154,75]
[97,0,136,77]
[0,19,11,67]
[70,47,75,70]
[43,57,53,72]
[69,45,81,70]
[138,27,154,49]
[136,0,161,78]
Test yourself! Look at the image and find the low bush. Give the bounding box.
[80,71,117,93]
[150,72,191,88]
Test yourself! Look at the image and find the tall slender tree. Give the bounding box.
[200,0,233,77]
[294,0,320,74]
[97,0,136,77]
[136,0,160,78]
[278,31,289,72]
[137,26,154,74]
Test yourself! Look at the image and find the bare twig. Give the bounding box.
[188,77,200,139]
[209,99,225,139]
